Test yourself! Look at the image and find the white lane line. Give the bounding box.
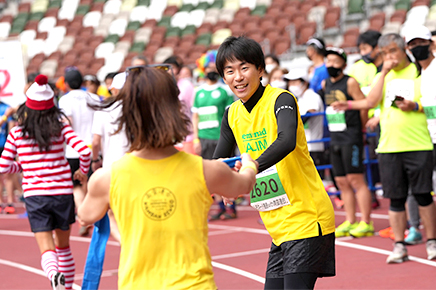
[0,258,82,290]
[0,230,120,246]
[212,248,270,260]
[208,224,269,235]
[208,230,238,236]
[212,261,265,284]
[336,241,436,267]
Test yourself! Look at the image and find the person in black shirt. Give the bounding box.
[322,47,374,238]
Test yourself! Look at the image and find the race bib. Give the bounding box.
[385,79,414,108]
[250,165,290,212]
[421,97,436,142]
[198,106,219,130]
[326,106,346,132]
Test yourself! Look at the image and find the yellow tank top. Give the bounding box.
[110,152,216,290]
[228,85,335,245]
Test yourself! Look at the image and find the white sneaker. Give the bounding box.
[386,243,409,264]
[51,272,65,290]
[426,240,436,260]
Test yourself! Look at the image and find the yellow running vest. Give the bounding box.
[228,85,335,245]
[110,152,216,290]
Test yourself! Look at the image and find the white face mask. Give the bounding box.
[261,77,269,86]
[270,80,287,89]
[288,84,304,98]
[265,64,277,74]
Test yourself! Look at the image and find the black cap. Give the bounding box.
[65,69,83,90]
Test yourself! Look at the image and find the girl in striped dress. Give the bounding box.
[0,75,91,290]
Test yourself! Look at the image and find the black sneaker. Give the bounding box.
[51,272,65,290]
[209,209,226,220]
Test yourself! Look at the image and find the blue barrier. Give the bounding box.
[301,111,381,195]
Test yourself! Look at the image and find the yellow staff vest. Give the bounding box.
[110,152,216,290]
[228,85,335,245]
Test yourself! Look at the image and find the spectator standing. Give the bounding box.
[306,38,329,94]
[332,33,436,263]
[284,69,325,179]
[323,48,373,238]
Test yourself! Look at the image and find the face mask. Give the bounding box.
[411,44,430,61]
[362,52,374,64]
[270,80,287,89]
[327,66,342,77]
[288,84,304,98]
[206,71,220,81]
[261,77,269,86]
[265,64,276,74]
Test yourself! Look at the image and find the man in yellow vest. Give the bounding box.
[213,36,335,290]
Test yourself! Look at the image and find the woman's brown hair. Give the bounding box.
[112,66,191,151]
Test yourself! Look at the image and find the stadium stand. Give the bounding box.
[0,0,436,81]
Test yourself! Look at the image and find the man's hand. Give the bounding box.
[331,101,348,111]
[395,99,416,112]
[73,169,88,184]
[91,159,102,172]
[366,116,380,131]
[194,141,201,156]
[381,59,398,75]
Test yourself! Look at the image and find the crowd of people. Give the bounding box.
[2,23,436,289]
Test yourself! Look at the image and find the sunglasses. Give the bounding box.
[125,64,176,81]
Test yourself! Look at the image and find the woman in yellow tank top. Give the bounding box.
[78,65,258,289]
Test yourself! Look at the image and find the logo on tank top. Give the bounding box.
[142,187,177,220]
[325,90,346,105]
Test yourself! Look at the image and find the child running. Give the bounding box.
[0,75,91,290]
[78,65,257,289]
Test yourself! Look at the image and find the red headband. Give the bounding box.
[25,98,54,110]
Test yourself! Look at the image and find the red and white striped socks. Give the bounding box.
[41,250,58,281]
[56,246,75,290]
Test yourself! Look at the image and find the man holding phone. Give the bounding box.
[332,33,436,264]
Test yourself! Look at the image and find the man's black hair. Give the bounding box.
[357,30,382,48]
[216,36,266,78]
[265,54,280,66]
[307,37,326,56]
[105,72,118,81]
[163,56,182,70]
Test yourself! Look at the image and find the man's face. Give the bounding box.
[380,42,406,67]
[222,59,263,103]
[326,54,345,69]
[306,46,315,60]
[359,43,372,56]
[105,78,113,89]
[85,81,98,94]
[407,38,431,50]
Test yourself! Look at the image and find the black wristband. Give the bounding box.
[91,157,101,162]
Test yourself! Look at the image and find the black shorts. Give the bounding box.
[199,138,219,160]
[266,229,335,278]
[378,151,433,199]
[67,158,92,186]
[25,195,75,232]
[330,144,364,177]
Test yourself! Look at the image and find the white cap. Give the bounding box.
[109,72,126,90]
[283,69,309,83]
[404,25,432,44]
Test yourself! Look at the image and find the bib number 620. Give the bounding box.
[251,178,279,198]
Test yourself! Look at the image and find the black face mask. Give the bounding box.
[411,44,430,61]
[362,52,374,64]
[206,71,220,81]
[327,66,342,77]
